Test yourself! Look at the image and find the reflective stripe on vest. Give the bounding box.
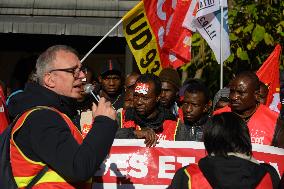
[173,119,180,141]
[185,164,212,189]
[10,106,91,189]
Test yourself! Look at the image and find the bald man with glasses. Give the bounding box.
[5,45,118,188]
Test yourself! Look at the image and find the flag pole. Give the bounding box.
[80,18,123,63]
[220,2,224,89]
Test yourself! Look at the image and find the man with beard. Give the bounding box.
[99,59,124,110]
[159,68,181,118]
[116,74,177,147]
[175,79,211,141]
[214,71,279,145]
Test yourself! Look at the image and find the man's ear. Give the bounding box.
[43,73,56,88]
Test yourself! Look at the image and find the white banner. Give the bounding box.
[92,139,284,189]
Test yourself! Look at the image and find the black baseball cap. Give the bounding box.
[100,59,121,77]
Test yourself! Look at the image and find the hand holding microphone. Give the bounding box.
[83,83,100,103]
[84,84,115,119]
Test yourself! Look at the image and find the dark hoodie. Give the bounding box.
[8,83,118,181]
[199,156,268,189]
[169,155,277,189]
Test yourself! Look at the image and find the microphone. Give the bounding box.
[84,84,100,103]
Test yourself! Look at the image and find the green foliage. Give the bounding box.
[184,0,284,97]
[252,24,265,42]
[237,47,249,60]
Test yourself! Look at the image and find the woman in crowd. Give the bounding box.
[168,112,280,189]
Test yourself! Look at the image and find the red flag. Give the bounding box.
[143,0,193,69]
[256,44,282,112]
[163,0,198,69]
[123,0,196,73]
[142,0,175,69]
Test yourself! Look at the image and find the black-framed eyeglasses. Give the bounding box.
[49,66,87,78]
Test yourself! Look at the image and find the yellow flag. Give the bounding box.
[122,1,162,75]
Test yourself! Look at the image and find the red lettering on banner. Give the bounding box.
[94,145,206,185]
[93,140,284,188]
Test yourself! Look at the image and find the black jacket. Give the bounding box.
[8,83,118,181]
[169,155,280,189]
[175,114,209,141]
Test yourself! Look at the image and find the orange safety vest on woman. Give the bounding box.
[10,107,91,189]
[119,109,178,141]
[184,164,274,189]
[214,104,278,145]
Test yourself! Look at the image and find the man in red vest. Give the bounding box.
[116,74,177,147]
[214,71,279,145]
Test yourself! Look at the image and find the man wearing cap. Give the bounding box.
[99,59,124,110]
[159,68,181,118]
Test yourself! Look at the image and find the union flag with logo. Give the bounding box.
[123,0,195,74]
[256,44,282,113]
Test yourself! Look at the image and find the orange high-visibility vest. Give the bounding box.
[10,106,91,189]
[184,164,274,189]
[214,104,278,145]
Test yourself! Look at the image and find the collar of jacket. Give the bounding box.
[16,83,78,118]
[124,106,176,130]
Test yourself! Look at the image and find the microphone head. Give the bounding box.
[83,84,95,94]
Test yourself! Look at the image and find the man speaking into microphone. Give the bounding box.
[3,45,118,188]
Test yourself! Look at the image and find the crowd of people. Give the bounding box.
[0,44,283,188]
